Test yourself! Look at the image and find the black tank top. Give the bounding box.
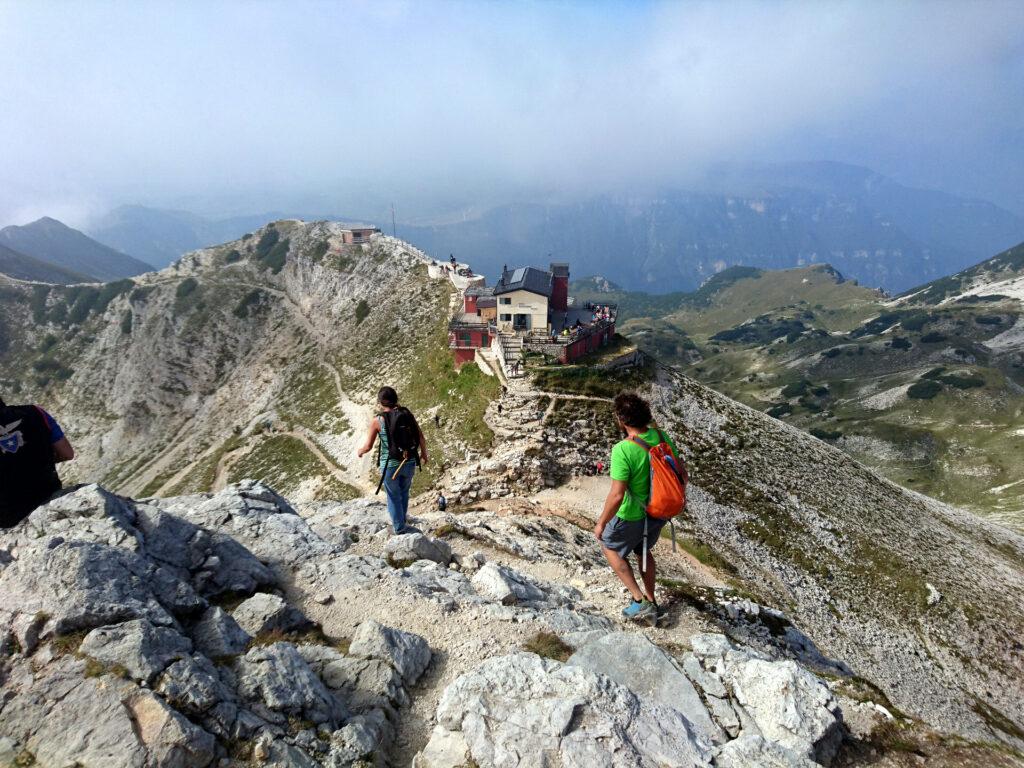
[0,404,61,528]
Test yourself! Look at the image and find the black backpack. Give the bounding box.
[375,407,421,493]
[0,404,61,528]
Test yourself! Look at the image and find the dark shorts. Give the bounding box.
[600,516,666,559]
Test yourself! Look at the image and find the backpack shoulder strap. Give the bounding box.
[629,436,652,452]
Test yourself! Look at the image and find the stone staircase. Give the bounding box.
[494,332,525,378]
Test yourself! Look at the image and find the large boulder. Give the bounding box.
[418,652,713,768]
[470,562,579,607]
[724,658,844,765]
[349,619,432,686]
[716,735,821,768]
[384,532,452,565]
[79,618,193,684]
[190,606,252,658]
[0,540,181,634]
[231,592,310,637]
[568,632,723,746]
[156,655,235,716]
[686,633,844,766]
[123,689,218,767]
[158,481,347,572]
[0,656,215,768]
[234,641,345,726]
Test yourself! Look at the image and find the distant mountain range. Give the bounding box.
[0,217,152,282]
[401,162,1024,293]
[88,205,286,268]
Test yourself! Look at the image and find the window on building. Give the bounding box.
[500,313,512,321]
[458,332,473,346]
[500,297,512,305]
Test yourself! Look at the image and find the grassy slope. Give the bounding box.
[596,264,1024,527]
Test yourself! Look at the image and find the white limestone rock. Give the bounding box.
[349,619,432,686]
[231,592,310,637]
[420,652,713,768]
[567,631,723,746]
[156,655,235,716]
[725,657,844,765]
[79,618,193,684]
[234,641,345,726]
[191,605,252,658]
[715,734,821,768]
[384,532,452,565]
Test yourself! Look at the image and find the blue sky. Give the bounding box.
[0,0,1022,225]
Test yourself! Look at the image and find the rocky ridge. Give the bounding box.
[3,481,961,768]
[0,222,494,503]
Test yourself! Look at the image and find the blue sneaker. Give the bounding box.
[622,600,657,622]
[622,599,644,617]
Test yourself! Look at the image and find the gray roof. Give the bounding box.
[465,285,494,296]
[550,262,570,277]
[494,266,552,297]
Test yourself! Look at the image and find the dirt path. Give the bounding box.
[305,490,729,765]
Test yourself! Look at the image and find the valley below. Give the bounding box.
[574,245,1024,531]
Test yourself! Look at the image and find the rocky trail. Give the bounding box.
[2,481,983,768]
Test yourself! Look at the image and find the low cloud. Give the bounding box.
[0,0,1021,224]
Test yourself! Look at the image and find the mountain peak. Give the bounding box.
[0,215,153,282]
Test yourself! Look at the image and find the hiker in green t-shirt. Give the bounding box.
[593,392,679,623]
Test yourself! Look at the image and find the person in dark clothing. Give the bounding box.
[0,395,74,528]
[357,387,429,534]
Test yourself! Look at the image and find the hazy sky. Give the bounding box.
[1,0,1023,227]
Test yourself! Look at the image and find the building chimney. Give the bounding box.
[550,262,569,312]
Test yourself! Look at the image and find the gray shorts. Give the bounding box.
[600,516,666,559]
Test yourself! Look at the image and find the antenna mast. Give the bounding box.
[391,203,397,238]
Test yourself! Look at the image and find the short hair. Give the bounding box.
[377,386,399,407]
[613,392,652,429]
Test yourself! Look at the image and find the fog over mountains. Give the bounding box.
[71,162,1024,294]
[401,163,1024,293]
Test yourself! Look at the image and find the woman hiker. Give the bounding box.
[357,386,428,535]
[593,392,681,624]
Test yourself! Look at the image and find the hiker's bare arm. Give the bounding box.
[418,429,429,465]
[53,437,74,463]
[356,417,380,457]
[594,480,627,541]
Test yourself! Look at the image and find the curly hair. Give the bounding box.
[377,386,399,408]
[613,392,652,429]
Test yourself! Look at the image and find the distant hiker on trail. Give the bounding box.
[437,493,447,512]
[433,413,440,428]
[497,403,503,415]
[357,386,428,535]
[0,395,75,528]
[594,392,687,625]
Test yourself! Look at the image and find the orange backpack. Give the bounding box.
[630,430,688,520]
[630,430,688,568]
